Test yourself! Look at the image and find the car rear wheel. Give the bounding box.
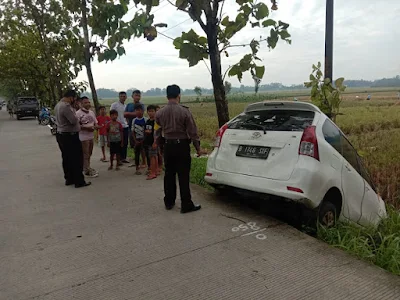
[16,115,21,120]
[318,201,338,227]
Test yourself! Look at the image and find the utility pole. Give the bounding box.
[324,0,334,81]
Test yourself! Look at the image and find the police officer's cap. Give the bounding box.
[166,84,181,99]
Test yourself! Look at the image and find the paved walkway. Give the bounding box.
[0,110,399,300]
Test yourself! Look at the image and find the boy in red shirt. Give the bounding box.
[96,106,111,162]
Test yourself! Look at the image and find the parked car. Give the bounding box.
[205,101,387,227]
[12,96,39,120]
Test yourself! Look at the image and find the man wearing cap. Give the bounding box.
[54,90,91,188]
[155,84,202,213]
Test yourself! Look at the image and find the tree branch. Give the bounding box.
[221,37,268,52]
[202,59,212,75]
[222,65,232,82]
[217,0,225,25]
[167,0,189,13]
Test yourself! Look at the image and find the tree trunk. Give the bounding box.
[81,0,100,115]
[206,23,229,128]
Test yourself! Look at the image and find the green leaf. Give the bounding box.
[317,61,322,68]
[278,30,291,39]
[250,40,259,54]
[255,2,269,20]
[198,36,207,45]
[236,0,248,5]
[182,29,199,43]
[255,65,265,79]
[262,19,276,27]
[117,46,125,56]
[173,37,182,49]
[251,22,260,28]
[221,16,230,26]
[228,65,243,82]
[335,77,344,88]
[278,21,289,29]
[267,29,278,49]
[175,0,187,9]
[98,52,105,63]
[309,74,316,81]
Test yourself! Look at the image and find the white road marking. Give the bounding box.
[241,228,267,236]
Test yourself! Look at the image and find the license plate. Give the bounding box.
[236,145,270,159]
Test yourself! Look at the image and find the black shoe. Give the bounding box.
[165,203,175,210]
[75,182,91,188]
[181,204,201,214]
[65,180,74,186]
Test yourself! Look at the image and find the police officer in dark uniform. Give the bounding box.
[155,84,202,213]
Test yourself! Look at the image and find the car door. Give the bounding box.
[357,156,382,226]
[340,134,365,223]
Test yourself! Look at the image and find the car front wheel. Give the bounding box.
[318,201,338,227]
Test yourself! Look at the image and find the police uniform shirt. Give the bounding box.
[155,102,200,151]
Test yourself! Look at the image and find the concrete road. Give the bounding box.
[0,110,399,300]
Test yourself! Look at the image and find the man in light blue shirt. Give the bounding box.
[110,91,129,163]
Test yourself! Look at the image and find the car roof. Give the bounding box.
[244,101,322,113]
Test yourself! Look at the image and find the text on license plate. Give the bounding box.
[236,145,270,159]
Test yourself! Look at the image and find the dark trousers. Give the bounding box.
[163,140,194,209]
[56,133,85,185]
[121,127,129,160]
[134,142,147,167]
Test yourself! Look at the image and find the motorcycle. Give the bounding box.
[47,115,57,135]
[38,107,51,125]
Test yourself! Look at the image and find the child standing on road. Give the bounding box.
[107,109,124,170]
[132,104,147,175]
[76,97,99,178]
[96,106,111,162]
[144,105,158,180]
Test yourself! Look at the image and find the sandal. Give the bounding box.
[146,174,157,180]
[100,158,109,162]
[135,170,142,175]
[108,166,113,170]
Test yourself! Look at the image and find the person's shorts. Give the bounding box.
[146,145,158,157]
[109,142,121,155]
[98,135,107,147]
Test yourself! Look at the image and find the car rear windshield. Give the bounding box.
[228,109,315,132]
[18,98,38,105]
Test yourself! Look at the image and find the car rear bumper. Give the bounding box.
[17,111,39,116]
[205,168,319,209]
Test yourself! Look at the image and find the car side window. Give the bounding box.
[322,119,342,154]
[340,134,361,173]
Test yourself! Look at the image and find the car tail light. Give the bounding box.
[299,126,319,160]
[287,186,304,193]
[215,123,228,148]
[205,173,212,177]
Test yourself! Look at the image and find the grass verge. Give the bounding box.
[318,206,400,275]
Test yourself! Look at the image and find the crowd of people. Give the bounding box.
[54,84,203,214]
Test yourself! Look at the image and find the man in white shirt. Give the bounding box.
[110,92,129,163]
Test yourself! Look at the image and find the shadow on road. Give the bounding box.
[213,189,317,235]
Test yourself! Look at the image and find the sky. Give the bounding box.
[76,0,400,91]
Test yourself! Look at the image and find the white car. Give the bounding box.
[205,101,387,227]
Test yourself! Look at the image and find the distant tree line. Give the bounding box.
[83,75,400,99]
